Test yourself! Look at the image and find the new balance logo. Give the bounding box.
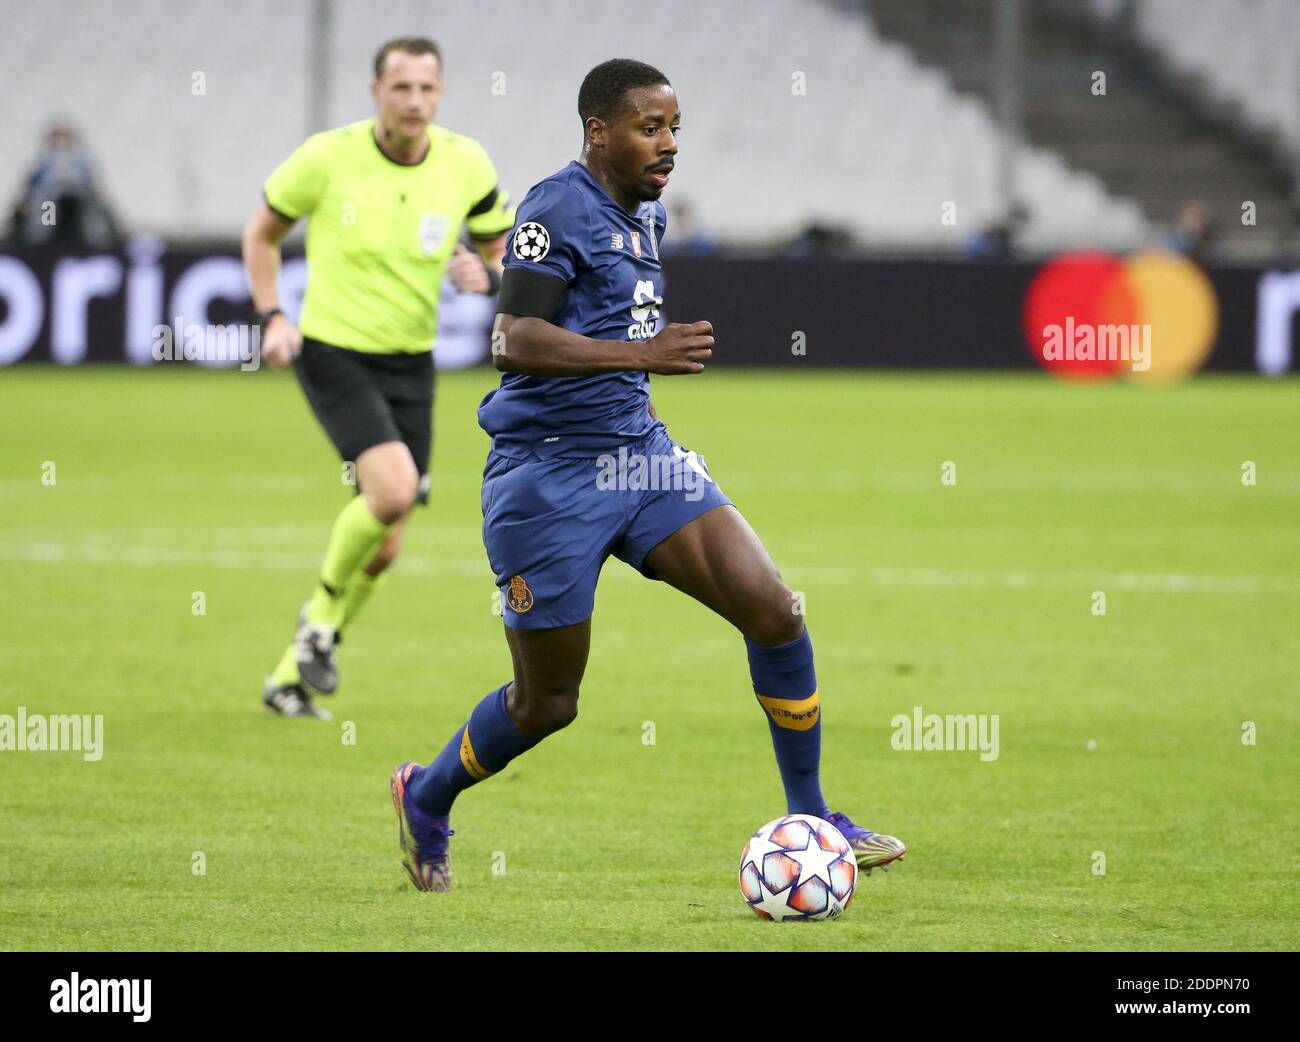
[611,233,624,250]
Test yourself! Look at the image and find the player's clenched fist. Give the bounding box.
[261,313,303,368]
[645,320,714,374]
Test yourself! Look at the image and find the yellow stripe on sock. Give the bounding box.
[459,727,493,781]
[756,690,821,731]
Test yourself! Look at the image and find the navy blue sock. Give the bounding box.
[408,683,538,819]
[746,629,828,817]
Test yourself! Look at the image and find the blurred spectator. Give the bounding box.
[963,205,1028,261]
[9,121,120,247]
[661,198,718,256]
[1164,199,1216,262]
[784,219,854,257]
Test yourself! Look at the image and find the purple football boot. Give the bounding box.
[825,811,907,875]
[390,762,454,892]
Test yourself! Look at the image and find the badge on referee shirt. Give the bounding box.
[418,214,449,255]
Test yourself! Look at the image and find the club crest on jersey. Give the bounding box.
[507,575,534,613]
[630,231,642,257]
[418,214,448,255]
[513,222,550,261]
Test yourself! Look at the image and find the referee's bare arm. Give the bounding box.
[242,201,301,368]
[448,232,508,294]
[474,232,507,273]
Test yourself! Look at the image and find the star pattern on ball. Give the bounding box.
[739,814,860,922]
[782,829,841,887]
[741,826,785,874]
[749,876,798,922]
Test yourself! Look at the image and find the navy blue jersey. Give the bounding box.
[478,161,668,457]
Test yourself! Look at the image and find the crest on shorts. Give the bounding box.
[507,574,534,613]
[418,214,448,255]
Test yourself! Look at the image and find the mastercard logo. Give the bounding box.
[1023,250,1220,383]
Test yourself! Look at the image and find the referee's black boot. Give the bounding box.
[294,609,340,694]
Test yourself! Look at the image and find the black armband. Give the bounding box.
[486,266,502,295]
[467,185,500,218]
[496,267,567,321]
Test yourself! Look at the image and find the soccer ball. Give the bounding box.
[739,814,857,921]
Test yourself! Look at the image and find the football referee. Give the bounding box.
[242,36,514,718]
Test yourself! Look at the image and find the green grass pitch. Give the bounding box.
[1,366,1297,951]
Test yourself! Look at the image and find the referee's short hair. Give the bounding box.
[373,37,442,81]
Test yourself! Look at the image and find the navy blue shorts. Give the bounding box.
[481,423,733,629]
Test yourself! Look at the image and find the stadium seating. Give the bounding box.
[1,0,1148,249]
[1090,0,1300,151]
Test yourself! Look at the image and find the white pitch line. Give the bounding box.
[846,566,1300,595]
[0,472,487,496]
[0,542,490,578]
[0,542,1296,595]
[7,467,1300,497]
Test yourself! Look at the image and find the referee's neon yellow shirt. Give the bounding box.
[263,117,514,354]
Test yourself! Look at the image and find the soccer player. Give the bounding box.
[243,37,514,718]
[390,59,907,890]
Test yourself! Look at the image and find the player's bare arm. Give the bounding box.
[492,311,713,376]
[240,200,300,367]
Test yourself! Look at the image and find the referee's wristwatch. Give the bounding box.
[255,306,284,325]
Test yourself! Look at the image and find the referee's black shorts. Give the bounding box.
[294,337,435,499]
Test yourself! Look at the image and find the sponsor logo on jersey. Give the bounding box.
[627,279,661,340]
[611,232,624,250]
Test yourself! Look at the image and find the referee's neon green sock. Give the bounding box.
[270,643,299,687]
[306,497,393,630]
[341,570,386,630]
[270,559,384,689]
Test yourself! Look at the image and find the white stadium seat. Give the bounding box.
[0,0,1161,249]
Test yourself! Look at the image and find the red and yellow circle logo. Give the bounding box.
[1023,250,1219,383]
